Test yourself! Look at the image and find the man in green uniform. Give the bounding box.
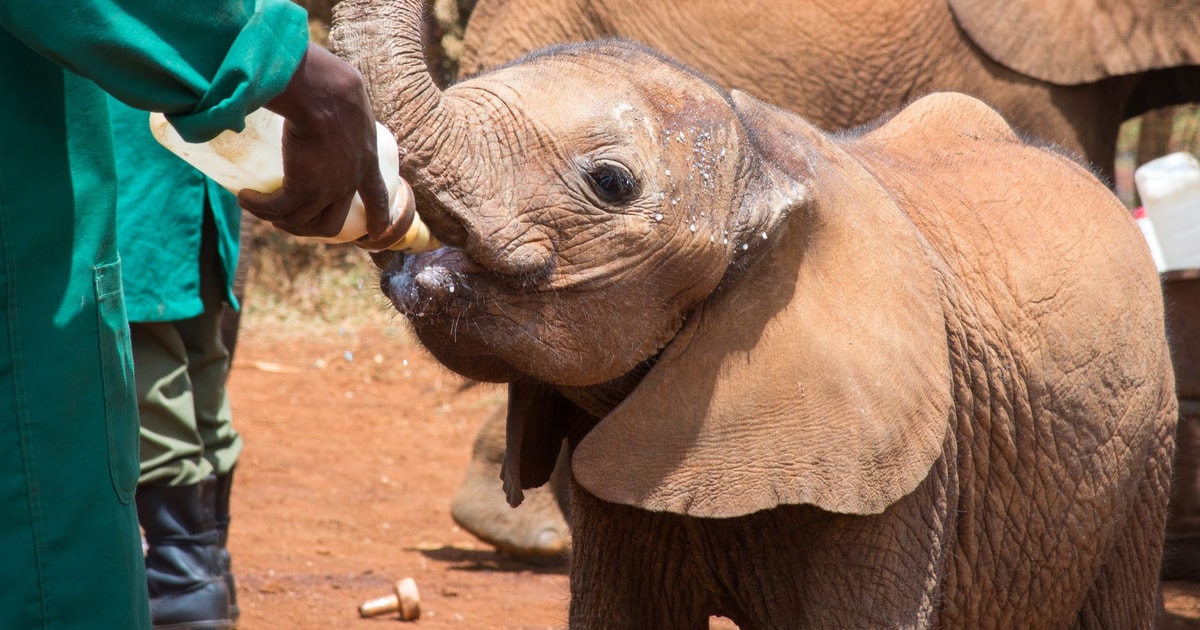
[109,95,249,628]
[0,2,403,627]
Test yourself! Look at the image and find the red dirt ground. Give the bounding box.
[226,321,1200,629]
[227,322,570,629]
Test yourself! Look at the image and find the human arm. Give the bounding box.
[0,0,306,141]
[0,0,401,245]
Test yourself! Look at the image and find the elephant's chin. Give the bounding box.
[380,247,525,383]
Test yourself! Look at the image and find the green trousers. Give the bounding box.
[132,218,242,487]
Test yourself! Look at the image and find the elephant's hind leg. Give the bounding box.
[1073,437,1172,629]
[450,406,570,558]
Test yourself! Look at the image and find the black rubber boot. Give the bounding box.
[213,470,239,625]
[137,480,233,630]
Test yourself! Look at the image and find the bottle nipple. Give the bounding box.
[149,109,439,253]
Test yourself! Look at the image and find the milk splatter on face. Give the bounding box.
[612,101,659,142]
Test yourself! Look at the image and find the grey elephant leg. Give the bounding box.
[1164,400,1200,581]
[1075,417,1173,627]
[1163,276,1200,582]
[568,468,952,630]
[568,484,711,630]
[450,405,570,557]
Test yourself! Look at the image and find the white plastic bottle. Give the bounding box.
[1135,151,1200,272]
[149,108,438,252]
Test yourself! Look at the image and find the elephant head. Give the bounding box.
[331,0,966,517]
[335,7,797,388]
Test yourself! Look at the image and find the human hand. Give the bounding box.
[354,177,419,252]
[238,42,399,247]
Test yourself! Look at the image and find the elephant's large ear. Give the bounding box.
[571,92,953,518]
[949,0,1200,84]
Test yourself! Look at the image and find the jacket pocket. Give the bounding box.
[95,260,138,504]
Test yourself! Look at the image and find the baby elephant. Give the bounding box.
[332,0,1177,627]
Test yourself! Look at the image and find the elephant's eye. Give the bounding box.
[586,162,640,205]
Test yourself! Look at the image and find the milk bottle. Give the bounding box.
[149,109,438,252]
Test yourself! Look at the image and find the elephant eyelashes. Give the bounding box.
[586,162,640,205]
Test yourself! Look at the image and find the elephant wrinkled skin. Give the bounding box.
[452,0,1200,564]
[331,0,1178,626]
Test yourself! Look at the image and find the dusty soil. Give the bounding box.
[226,319,1200,629]
[227,321,570,629]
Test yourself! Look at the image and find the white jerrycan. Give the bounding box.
[1135,151,1200,272]
[149,108,439,252]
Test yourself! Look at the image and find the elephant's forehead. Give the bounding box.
[605,100,657,139]
[543,89,734,159]
[493,54,731,127]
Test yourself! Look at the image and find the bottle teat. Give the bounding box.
[149,109,439,253]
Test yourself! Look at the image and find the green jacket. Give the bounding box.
[0,2,306,627]
[109,98,243,323]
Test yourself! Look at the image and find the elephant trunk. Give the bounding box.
[329,0,443,151]
[330,0,475,247]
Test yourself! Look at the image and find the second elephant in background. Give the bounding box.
[459,0,1199,181]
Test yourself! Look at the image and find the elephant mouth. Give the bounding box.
[381,246,483,319]
[380,215,556,322]
[380,245,535,383]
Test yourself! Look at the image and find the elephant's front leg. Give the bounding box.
[568,483,714,630]
[566,457,956,629]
